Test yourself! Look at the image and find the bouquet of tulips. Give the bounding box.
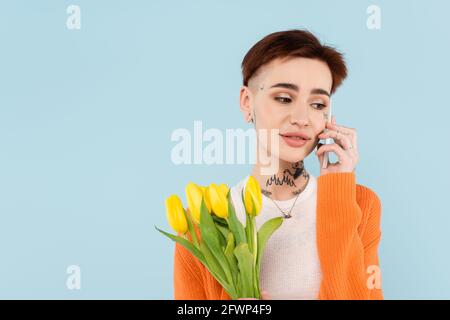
[155,176,283,299]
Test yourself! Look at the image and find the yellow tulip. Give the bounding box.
[200,185,212,213]
[219,183,229,197]
[186,182,212,224]
[165,195,188,234]
[185,183,202,223]
[244,176,262,216]
[206,183,229,218]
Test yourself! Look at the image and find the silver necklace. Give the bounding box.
[264,175,310,219]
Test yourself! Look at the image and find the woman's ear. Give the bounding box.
[239,85,253,123]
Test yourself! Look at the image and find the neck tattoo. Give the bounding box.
[261,161,310,197]
[260,161,310,219]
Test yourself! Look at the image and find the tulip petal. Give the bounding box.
[219,183,229,197]
[244,176,262,216]
[165,195,188,234]
[207,184,228,218]
[186,183,203,224]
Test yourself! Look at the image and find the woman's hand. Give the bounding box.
[238,290,271,300]
[315,115,359,176]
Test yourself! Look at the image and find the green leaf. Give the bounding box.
[226,191,247,245]
[241,189,257,259]
[234,243,255,298]
[224,232,238,288]
[203,240,238,299]
[245,213,253,255]
[199,199,234,286]
[214,224,228,249]
[212,215,228,227]
[256,217,283,284]
[154,226,205,265]
[185,211,199,248]
[236,271,242,297]
[156,225,237,299]
[200,239,226,283]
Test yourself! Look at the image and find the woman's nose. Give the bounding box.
[289,104,309,125]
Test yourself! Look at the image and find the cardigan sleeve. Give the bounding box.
[173,241,207,299]
[316,172,383,300]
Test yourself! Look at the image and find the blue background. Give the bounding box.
[1,0,449,299]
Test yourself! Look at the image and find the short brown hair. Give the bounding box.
[241,29,348,95]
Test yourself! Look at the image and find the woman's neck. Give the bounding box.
[251,159,310,201]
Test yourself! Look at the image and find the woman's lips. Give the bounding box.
[280,134,308,148]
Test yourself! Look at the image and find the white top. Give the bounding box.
[229,174,322,300]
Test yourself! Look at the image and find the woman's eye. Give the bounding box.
[275,96,292,104]
[311,103,327,110]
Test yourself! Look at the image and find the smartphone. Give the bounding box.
[321,104,333,169]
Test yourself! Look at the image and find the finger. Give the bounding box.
[326,121,356,136]
[316,143,348,161]
[317,148,326,165]
[318,130,353,151]
[261,290,271,300]
[322,125,357,153]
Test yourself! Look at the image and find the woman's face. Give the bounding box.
[240,57,333,163]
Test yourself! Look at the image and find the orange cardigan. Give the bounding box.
[173,172,383,300]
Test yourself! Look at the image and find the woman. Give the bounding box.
[174,29,383,300]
